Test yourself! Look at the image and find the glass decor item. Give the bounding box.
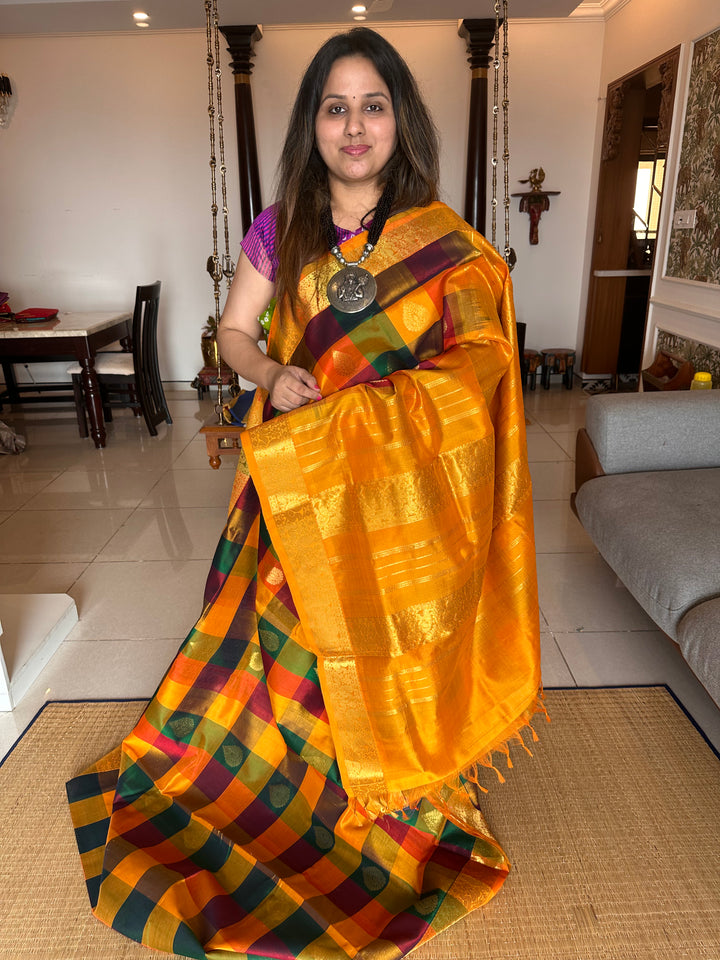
[690,371,712,390]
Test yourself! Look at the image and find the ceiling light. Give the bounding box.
[353,14,367,20]
[136,21,150,28]
[351,4,367,11]
[133,11,150,20]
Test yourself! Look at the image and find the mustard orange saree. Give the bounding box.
[67,202,542,960]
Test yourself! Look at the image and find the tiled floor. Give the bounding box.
[1,384,719,758]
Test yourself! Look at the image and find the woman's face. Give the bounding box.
[315,55,397,196]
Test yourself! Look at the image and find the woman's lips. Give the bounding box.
[342,145,370,156]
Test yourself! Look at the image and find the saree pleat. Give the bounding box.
[67,202,540,960]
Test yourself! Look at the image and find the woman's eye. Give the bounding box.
[366,103,383,112]
[328,104,346,115]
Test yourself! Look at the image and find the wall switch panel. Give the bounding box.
[673,209,697,229]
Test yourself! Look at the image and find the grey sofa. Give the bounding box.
[573,390,720,706]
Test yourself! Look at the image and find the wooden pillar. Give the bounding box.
[458,19,498,234]
[219,25,263,233]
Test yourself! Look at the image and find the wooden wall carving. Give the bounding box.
[601,80,628,162]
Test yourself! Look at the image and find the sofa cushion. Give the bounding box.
[677,598,720,708]
[585,391,720,474]
[575,467,720,639]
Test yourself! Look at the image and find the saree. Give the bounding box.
[67,201,542,960]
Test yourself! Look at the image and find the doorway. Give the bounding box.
[580,47,680,384]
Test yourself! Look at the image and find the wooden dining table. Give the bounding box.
[0,311,131,448]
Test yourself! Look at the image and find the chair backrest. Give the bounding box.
[131,281,167,429]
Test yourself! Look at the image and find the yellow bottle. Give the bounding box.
[690,371,712,390]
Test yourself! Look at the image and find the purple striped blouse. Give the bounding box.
[240,204,369,284]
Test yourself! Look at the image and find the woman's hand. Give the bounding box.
[217,252,322,411]
[267,365,322,412]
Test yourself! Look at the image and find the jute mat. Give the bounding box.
[1,688,719,959]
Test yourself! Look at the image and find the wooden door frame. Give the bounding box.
[580,47,680,376]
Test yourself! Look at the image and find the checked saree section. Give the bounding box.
[67,202,542,960]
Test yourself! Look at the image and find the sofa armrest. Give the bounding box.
[571,427,605,516]
[585,390,720,475]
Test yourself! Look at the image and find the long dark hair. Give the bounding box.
[274,27,440,304]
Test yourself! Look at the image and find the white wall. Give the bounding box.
[0,30,239,383]
[600,0,720,88]
[1,18,605,382]
[495,18,604,351]
[593,1,720,366]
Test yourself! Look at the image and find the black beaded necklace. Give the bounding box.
[321,183,394,314]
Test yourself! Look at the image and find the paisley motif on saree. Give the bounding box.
[66,202,541,960]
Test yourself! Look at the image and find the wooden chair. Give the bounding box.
[69,281,172,437]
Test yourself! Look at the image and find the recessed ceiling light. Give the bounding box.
[133,11,150,20]
[353,14,367,20]
[351,4,367,11]
[136,21,150,28]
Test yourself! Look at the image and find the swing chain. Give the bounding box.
[501,1,514,267]
[205,0,221,331]
[491,3,500,249]
[492,0,515,270]
[205,0,239,420]
[211,0,235,287]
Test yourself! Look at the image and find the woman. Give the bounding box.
[68,28,542,960]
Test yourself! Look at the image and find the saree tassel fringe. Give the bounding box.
[347,689,549,816]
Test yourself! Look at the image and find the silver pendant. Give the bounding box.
[326,266,376,314]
